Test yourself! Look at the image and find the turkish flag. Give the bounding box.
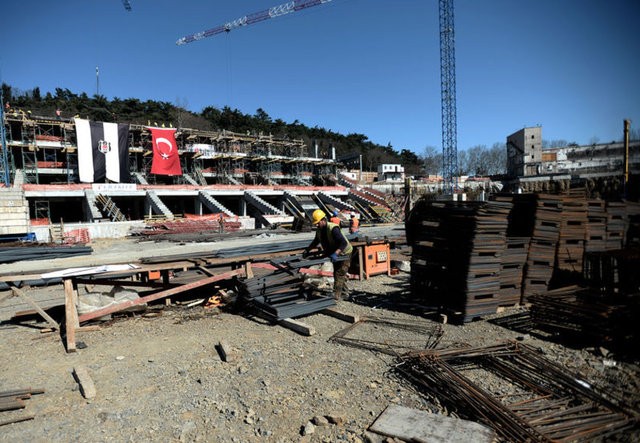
[149,127,182,175]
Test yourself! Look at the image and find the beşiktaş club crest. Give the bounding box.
[97,140,111,154]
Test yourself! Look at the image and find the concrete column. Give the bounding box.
[239,198,247,216]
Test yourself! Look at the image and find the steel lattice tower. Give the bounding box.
[439,0,458,194]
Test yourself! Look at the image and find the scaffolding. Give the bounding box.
[2,114,328,187]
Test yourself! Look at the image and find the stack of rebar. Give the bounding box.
[522,194,563,300]
[397,342,636,443]
[237,256,335,320]
[528,285,639,352]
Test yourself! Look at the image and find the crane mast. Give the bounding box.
[439,0,458,194]
[176,0,332,46]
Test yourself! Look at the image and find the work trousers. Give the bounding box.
[333,254,352,300]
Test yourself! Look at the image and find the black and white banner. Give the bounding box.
[75,118,130,183]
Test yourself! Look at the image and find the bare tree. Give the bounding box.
[173,97,189,129]
[422,145,442,175]
[486,142,507,175]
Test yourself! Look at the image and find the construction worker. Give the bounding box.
[329,210,341,226]
[303,209,353,300]
[349,213,360,234]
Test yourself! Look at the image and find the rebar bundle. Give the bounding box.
[397,342,636,442]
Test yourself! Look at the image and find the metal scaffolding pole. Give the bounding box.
[0,94,10,187]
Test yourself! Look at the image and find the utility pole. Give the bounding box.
[96,66,100,96]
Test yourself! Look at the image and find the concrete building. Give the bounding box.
[377,164,405,182]
[506,126,543,177]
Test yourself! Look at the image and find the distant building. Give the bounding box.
[345,170,377,184]
[505,125,639,179]
[539,142,640,176]
[377,164,405,182]
[506,126,543,177]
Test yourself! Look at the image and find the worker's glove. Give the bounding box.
[302,249,310,259]
[329,252,339,263]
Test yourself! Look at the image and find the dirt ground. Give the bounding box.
[1,233,639,442]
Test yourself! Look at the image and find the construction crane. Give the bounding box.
[439,0,458,194]
[177,0,459,195]
[122,0,132,11]
[176,0,332,45]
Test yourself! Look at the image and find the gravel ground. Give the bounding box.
[1,236,639,442]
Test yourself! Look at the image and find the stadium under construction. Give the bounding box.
[0,113,400,242]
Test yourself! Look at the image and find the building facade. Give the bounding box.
[506,126,543,177]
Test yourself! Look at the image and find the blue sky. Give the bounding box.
[2,0,639,156]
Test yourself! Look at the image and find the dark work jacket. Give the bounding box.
[311,222,353,256]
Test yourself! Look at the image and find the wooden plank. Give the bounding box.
[244,262,253,279]
[64,279,79,353]
[369,405,495,443]
[279,318,315,336]
[73,366,96,399]
[321,308,359,323]
[11,287,59,330]
[77,268,244,323]
[76,325,101,333]
[74,278,179,288]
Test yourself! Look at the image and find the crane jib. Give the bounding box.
[176,0,333,46]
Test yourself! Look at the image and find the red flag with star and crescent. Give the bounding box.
[149,127,182,176]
